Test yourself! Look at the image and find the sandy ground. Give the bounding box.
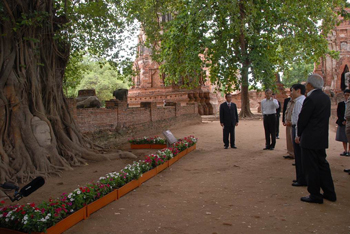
[6,119,350,234]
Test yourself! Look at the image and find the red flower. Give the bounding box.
[21,211,26,215]
[0,200,5,204]
[30,203,35,208]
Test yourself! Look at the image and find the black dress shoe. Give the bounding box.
[292,163,295,166]
[344,169,350,173]
[300,196,323,204]
[224,146,228,149]
[322,194,337,202]
[231,146,237,149]
[292,180,297,183]
[276,136,280,139]
[269,148,274,150]
[263,147,270,150]
[283,155,294,159]
[292,182,307,187]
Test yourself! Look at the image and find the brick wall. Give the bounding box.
[66,99,200,134]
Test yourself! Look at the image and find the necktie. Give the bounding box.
[228,103,231,108]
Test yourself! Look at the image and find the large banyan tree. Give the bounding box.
[0,0,136,183]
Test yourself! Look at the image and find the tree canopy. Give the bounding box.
[282,62,314,88]
[125,0,348,116]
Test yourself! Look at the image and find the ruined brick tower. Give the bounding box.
[128,21,224,115]
[314,9,350,94]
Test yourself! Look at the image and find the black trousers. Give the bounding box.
[292,126,306,184]
[301,148,336,200]
[223,124,235,147]
[263,114,276,148]
[276,115,280,137]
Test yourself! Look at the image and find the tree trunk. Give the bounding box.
[239,63,254,118]
[238,2,253,118]
[0,0,133,184]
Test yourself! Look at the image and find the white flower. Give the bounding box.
[40,218,46,222]
[24,220,27,224]
[23,215,28,220]
[0,214,3,218]
[70,198,74,201]
[5,218,9,222]
[77,191,81,195]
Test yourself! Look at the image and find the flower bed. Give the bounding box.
[129,136,167,149]
[0,136,197,233]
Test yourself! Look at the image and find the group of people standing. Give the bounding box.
[281,75,337,204]
[335,89,350,173]
[220,74,339,204]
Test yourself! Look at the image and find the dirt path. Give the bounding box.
[8,119,350,233]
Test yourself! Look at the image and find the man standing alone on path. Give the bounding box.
[291,84,307,187]
[220,93,239,149]
[261,89,279,150]
[296,74,336,204]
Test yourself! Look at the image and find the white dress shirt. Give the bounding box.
[307,89,316,97]
[292,95,306,137]
[291,95,306,125]
[261,98,279,115]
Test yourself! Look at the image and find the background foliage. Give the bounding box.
[281,63,315,88]
[64,57,130,104]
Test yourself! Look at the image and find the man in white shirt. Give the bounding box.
[290,84,307,187]
[261,89,279,150]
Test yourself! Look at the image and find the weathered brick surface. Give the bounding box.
[68,100,200,133]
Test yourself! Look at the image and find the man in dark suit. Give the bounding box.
[282,97,291,125]
[273,94,282,139]
[220,93,239,149]
[295,74,336,204]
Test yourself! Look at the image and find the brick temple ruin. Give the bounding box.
[314,9,350,96]
[128,27,224,115]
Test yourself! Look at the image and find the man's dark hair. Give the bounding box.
[225,93,232,98]
[344,89,350,94]
[292,84,306,95]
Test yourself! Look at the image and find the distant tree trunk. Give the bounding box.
[238,2,253,118]
[240,63,253,118]
[0,0,131,183]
